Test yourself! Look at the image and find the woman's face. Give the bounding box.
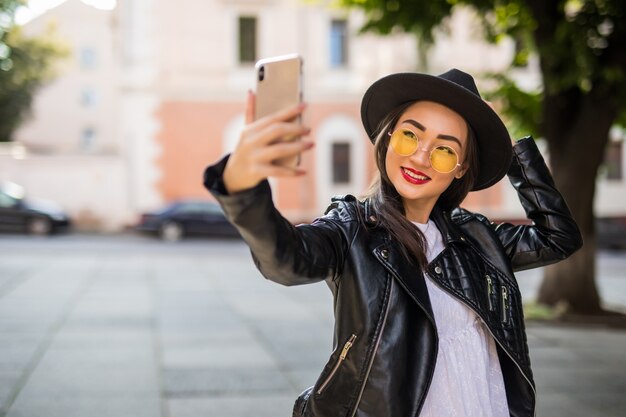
[385,100,468,222]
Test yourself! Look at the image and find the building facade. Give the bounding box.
[5,0,625,231]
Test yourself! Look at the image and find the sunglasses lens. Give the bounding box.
[390,129,418,156]
[430,146,458,173]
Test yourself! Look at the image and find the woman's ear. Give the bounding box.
[455,164,468,179]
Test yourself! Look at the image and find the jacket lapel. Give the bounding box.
[363,199,436,322]
[431,207,465,245]
[368,232,435,323]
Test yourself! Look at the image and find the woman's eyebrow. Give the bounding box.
[402,119,462,147]
[402,119,426,131]
[437,134,462,147]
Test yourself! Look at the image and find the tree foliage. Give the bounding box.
[483,73,541,139]
[0,0,68,142]
[0,0,27,71]
[335,0,626,133]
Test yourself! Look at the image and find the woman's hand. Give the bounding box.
[223,90,313,194]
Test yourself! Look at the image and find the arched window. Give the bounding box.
[315,115,366,213]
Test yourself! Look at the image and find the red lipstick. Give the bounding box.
[401,167,431,185]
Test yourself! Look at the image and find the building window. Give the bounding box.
[80,47,97,69]
[81,127,96,151]
[81,88,99,108]
[238,16,257,64]
[332,142,351,184]
[330,19,348,68]
[604,140,623,180]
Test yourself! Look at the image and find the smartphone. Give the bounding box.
[254,53,303,167]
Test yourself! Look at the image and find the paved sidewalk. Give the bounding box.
[0,235,624,417]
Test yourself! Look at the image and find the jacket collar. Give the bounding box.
[430,206,466,245]
[363,199,469,321]
[363,199,465,245]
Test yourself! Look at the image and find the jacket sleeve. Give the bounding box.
[203,155,352,286]
[489,136,583,271]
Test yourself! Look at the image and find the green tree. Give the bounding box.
[338,0,626,315]
[0,0,68,142]
[0,0,26,69]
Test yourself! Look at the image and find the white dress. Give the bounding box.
[414,220,510,417]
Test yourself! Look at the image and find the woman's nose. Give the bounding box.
[410,145,431,167]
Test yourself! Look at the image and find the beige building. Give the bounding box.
[4,0,625,231]
[3,0,127,230]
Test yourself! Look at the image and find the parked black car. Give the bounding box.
[597,216,626,250]
[0,181,72,235]
[136,200,239,241]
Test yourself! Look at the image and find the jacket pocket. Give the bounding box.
[316,334,357,395]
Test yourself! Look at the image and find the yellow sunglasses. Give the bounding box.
[389,128,461,174]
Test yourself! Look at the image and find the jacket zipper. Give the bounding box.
[485,274,495,311]
[348,279,396,417]
[428,277,536,417]
[501,286,510,324]
[316,334,357,395]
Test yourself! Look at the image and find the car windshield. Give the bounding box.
[0,182,25,207]
[0,192,18,208]
[0,184,24,208]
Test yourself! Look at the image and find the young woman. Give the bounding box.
[203,69,582,417]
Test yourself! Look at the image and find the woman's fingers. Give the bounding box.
[224,93,310,194]
[258,165,307,178]
[223,140,312,193]
[249,102,306,131]
[253,140,314,164]
[224,131,312,191]
[242,121,310,148]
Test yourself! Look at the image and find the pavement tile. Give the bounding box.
[0,370,22,410]
[0,341,41,371]
[0,319,52,334]
[535,392,596,417]
[163,367,294,396]
[40,346,156,367]
[528,345,580,364]
[534,364,624,392]
[1,238,625,417]
[287,368,324,390]
[161,343,277,368]
[167,394,296,417]
[5,396,161,417]
[19,365,160,396]
[51,330,153,348]
[158,328,250,346]
[63,316,154,332]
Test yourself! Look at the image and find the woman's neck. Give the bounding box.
[403,200,435,224]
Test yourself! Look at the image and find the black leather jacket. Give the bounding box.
[204,137,582,417]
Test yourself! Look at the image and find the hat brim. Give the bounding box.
[361,73,512,191]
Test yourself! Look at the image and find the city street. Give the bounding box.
[0,233,624,417]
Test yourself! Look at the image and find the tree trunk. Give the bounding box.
[536,90,617,315]
[539,231,600,313]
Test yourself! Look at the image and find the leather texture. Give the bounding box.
[203,136,582,417]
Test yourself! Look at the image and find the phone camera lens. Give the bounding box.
[258,66,265,81]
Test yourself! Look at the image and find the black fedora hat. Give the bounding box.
[360,68,512,191]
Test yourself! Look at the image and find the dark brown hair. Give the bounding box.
[361,101,479,269]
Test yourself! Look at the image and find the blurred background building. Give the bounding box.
[1,0,624,231]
